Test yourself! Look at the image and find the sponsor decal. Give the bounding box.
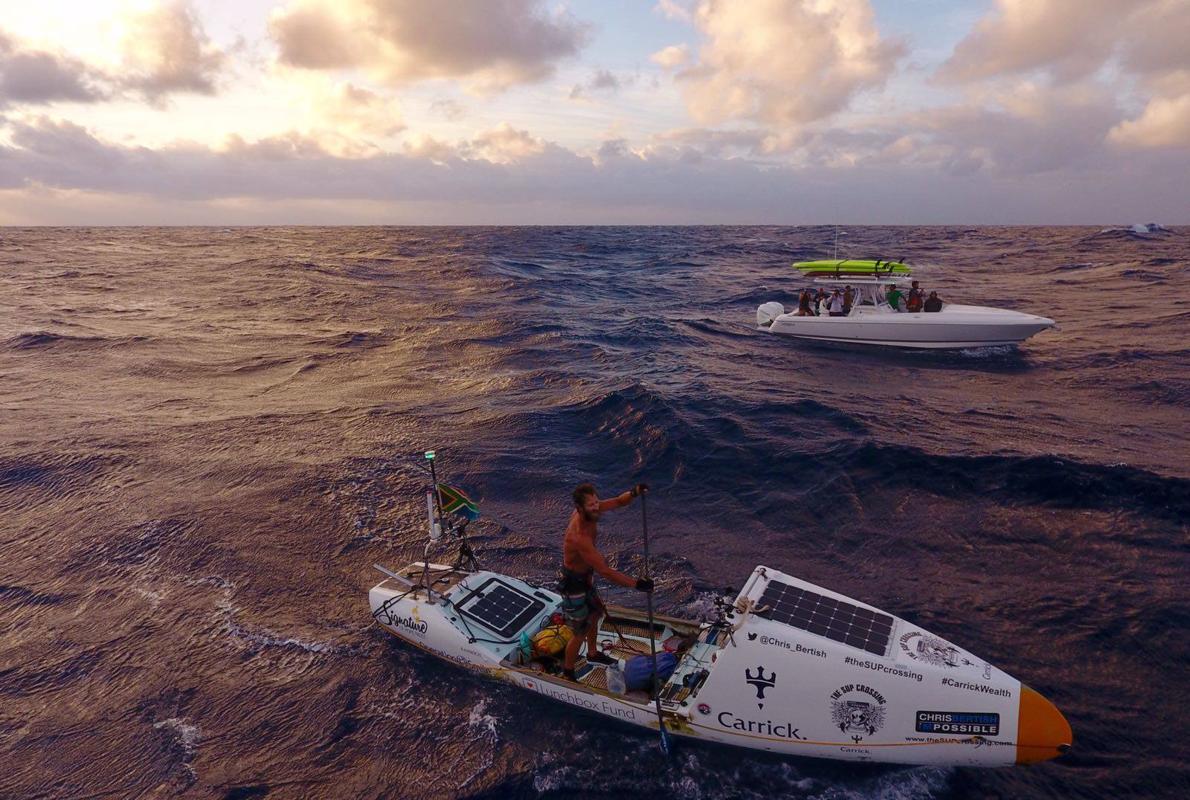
[757,634,827,659]
[698,703,711,715]
[972,737,1012,748]
[898,631,968,667]
[916,711,1001,736]
[745,666,777,709]
[716,711,804,740]
[904,735,1012,747]
[829,683,887,744]
[941,677,1011,697]
[843,655,923,683]
[522,676,637,721]
[381,605,429,636]
[839,746,872,760]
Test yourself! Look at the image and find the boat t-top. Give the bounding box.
[757,260,1055,349]
[368,456,1073,768]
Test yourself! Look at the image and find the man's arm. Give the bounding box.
[598,484,647,512]
[573,536,637,589]
[598,491,633,512]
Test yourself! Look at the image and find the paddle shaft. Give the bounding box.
[640,492,670,754]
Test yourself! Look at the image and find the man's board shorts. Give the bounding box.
[559,568,602,634]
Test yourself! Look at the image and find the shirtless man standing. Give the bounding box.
[559,482,653,681]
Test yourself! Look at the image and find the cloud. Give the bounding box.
[403,133,456,164]
[650,45,689,69]
[270,0,589,93]
[654,0,694,23]
[399,123,551,164]
[305,81,404,148]
[911,84,1123,175]
[118,1,227,102]
[2,114,1187,223]
[429,97,467,121]
[652,126,773,157]
[596,138,630,162]
[1109,91,1190,148]
[937,0,1190,151]
[462,123,547,163]
[569,69,622,99]
[0,30,108,107]
[674,0,905,128]
[938,0,1126,84]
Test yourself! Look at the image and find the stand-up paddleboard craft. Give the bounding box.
[370,453,1072,767]
[756,259,1056,348]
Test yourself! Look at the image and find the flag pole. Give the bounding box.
[421,450,446,601]
[640,491,672,756]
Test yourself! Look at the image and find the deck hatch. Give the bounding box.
[758,579,893,656]
[455,578,545,639]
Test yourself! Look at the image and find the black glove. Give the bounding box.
[630,483,649,497]
[635,577,654,593]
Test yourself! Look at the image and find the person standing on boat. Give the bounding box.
[906,280,924,313]
[814,287,828,315]
[843,285,855,315]
[828,289,845,317]
[885,284,904,311]
[797,289,814,316]
[559,482,653,681]
[924,291,943,312]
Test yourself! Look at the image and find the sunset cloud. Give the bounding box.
[0,30,107,106]
[937,0,1124,84]
[269,0,589,93]
[0,1,1186,224]
[938,0,1190,151]
[569,69,622,100]
[1110,91,1190,149]
[675,0,905,128]
[118,1,227,102]
[650,45,689,70]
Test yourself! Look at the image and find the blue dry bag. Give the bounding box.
[623,652,677,691]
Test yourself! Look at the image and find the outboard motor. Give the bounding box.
[757,302,785,328]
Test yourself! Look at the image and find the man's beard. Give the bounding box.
[581,508,601,522]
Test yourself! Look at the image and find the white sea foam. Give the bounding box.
[154,715,201,777]
[467,698,500,742]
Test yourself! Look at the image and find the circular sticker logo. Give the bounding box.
[829,684,887,743]
[899,631,961,668]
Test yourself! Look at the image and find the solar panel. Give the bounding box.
[455,578,545,639]
[758,579,893,656]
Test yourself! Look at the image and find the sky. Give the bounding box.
[0,0,1187,225]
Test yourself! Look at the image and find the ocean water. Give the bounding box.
[0,225,1187,800]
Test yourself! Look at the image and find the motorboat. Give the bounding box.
[368,461,1073,767]
[756,260,1055,349]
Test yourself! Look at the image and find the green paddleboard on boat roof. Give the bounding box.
[793,259,912,275]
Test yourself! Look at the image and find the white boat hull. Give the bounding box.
[760,304,1055,349]
[369,563,1071,767]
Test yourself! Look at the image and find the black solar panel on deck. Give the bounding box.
[758,579,893,656]
[456,578,545,639]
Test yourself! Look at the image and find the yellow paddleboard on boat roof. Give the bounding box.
[794,259,911,277]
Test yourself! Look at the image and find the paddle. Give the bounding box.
[640,489,672,756]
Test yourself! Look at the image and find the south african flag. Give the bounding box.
[437,483,480,521]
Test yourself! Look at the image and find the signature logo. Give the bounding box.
[747,632,758,641]
[745,666,777,709]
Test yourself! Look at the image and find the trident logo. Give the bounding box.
[745,666,776,708]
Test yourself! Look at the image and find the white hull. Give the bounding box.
[369,562,1070,767]
[761,304,1054,349]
